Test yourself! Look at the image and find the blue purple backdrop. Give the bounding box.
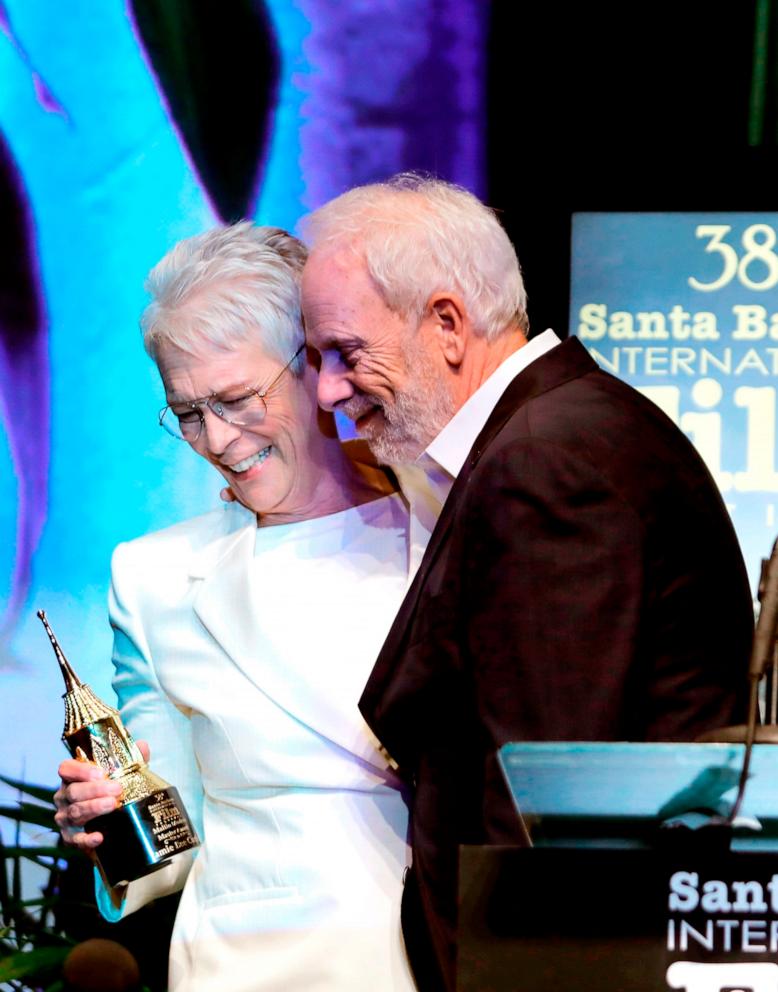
[0,0,488,790]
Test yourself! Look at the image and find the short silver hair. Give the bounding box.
[141,222,307,371]
[303,174,528,339]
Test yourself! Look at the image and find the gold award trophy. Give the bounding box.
[39,610,200,888]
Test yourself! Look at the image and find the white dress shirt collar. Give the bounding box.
[420,328,561,484]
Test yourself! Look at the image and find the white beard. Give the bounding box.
[348,335,455,465]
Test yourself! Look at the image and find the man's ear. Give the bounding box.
[427,293,467,367]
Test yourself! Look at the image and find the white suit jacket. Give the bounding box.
[98,497,424,992]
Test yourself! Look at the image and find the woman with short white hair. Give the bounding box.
[54,223,427,992]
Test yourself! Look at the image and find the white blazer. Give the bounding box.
[98,497,423,992]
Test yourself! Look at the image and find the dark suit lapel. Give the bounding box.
[361,337,598,718]
[463,335,596,465]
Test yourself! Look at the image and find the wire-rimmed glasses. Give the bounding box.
[158,344,304,442]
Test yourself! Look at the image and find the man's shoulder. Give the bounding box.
[496,339,676,441]
[463,338,719,502]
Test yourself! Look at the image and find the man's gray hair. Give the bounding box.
[141,222,307,371]
[303,174,528,339]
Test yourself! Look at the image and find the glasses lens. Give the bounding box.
[207,393,267,426]
[159,407,201,441]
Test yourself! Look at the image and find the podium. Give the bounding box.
[457,743,778,991]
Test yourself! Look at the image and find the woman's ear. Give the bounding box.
[426,293,467,367]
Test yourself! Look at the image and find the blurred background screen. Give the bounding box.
[1,0,777,796]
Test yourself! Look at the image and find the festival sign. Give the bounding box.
[570,213,778,587]
[459,847,778,991]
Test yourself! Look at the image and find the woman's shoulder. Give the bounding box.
[111,501,255,570]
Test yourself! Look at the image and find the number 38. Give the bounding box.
[689,223,778,291]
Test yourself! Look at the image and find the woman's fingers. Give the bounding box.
[54,740,152,851]
[61,826,105,850]
[54,759,121,849]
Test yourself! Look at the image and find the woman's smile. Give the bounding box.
[227,446,272,475]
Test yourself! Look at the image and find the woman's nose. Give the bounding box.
[199,406,243,453]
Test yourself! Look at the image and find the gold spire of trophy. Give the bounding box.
[39,609,200,887]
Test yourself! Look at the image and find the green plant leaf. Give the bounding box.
[17,896,73,911]
[13,814,21,907]
[0,776,56,805]
[0,916,74,945]
[0,840,10,907]
[0,803,57,829]
[0,944,70,980]
[2,846,64,860]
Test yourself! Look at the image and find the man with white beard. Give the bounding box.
[301,173,753,992]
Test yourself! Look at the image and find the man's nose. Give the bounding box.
[317,367,354,412]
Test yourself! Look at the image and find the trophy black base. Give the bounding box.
[86,786,200,888]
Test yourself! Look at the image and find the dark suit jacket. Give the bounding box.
[359,337,753,992]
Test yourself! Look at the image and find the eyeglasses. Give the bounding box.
[158,344,304,442]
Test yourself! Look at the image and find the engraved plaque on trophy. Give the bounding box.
[39,610,200,888]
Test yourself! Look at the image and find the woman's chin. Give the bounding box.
[220,463,274,514]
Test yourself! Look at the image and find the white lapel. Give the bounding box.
[189,504,383,767]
